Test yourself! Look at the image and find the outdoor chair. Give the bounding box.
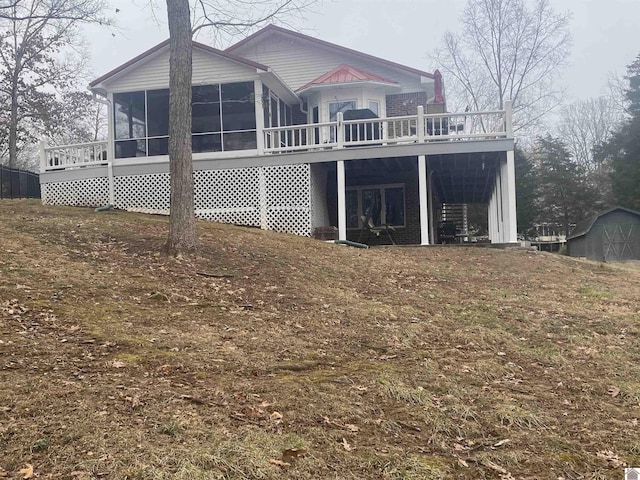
[358,211,397,245]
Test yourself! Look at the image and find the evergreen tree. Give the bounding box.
[597,53,640,210]
[514,146,537,237]
[533,135,597,236]
[598,116,640,210]
[625,54,640,116]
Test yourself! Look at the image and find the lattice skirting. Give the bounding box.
[41,164,327,237]
[41,177,110,207]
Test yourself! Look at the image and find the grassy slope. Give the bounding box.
[0,199,639,480]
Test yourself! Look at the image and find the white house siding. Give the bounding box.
[230,33,433,97]
[104,47,259,92]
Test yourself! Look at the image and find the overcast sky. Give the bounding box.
[83,0,640,104]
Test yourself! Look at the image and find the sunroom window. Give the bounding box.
[263,90,294,149]
[346,184,405,229]
[113,81,257,158]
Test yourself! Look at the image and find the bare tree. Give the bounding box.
[0,0,107,22]
[558,96,623,174]
[163,0,317,255]
[430,0,571,134]
[0,0,110,169]
[165,0,195,254]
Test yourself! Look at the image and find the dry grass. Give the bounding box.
[1,199,640,479]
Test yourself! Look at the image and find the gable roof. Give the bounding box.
[225,24,435,80]
[567,206,640,240]
[89,39,269,88]
[296,64,398,93]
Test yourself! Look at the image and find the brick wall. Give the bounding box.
[385,92,428,117]
[345,176,421,246]
[343,161,422,246]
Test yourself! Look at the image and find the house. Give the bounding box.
[567,206,640,261]
[38,24,517,245]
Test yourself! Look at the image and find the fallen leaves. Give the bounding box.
[270,411,283,421]
[269,448,308,469]
[323,416,360,433]
[282,448,308,463]
[608,386,621,398]
[344,423,359,433]
[493,439,511,448]
[376,354,398,361]
[341,437,353,451]
[18,464,33,479]
[596,450,625,468]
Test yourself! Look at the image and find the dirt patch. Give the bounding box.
[1,199,639,479]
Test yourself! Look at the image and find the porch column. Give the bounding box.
[106,93,116,205]
[337,160,347,241]
[488,187,496,243]
[502,149,518,243]
[496,170,504,243]
[418,155,430,245]
[254,79,265,155]
[428,170,435,244]
[487,187,498,243]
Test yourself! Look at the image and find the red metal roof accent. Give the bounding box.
[297,64,398,92]
[226,24,436,79]
[89,40,269,88]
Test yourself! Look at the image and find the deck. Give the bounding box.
[40,105,513,173]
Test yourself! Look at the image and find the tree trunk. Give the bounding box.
[165,0,198,255]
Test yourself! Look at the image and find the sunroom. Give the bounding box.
[85,39,301,164]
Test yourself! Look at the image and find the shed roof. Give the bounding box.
[567,206,640,240]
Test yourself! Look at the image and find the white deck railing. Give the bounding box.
[40,104,513,172]
[40,140,109,171]
[263,104,512,154]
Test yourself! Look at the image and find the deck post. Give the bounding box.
[39,140,47,173]
[502,149,518,242]
[489,178,499,243]
[106,93,115,163]
[428,170,435,244]
[417,106,425,143]
[418,154,429,245]
[487,192,492,242]
[494,170,501,243]
[504,100,513,138]
[254,79,265,155]
[107,162,115,205]
[337,160,347,241]
[336,112,344,148]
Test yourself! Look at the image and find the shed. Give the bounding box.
[567,206,640,261]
